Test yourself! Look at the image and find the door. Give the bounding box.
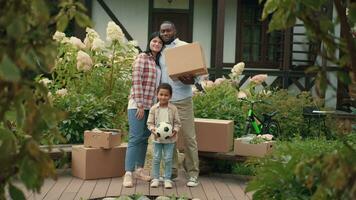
[151,12,192,42]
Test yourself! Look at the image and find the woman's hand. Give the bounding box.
[135,107,144,120]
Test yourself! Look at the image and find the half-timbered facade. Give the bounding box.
[79,0,349,109]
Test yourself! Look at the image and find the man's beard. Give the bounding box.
[164,37,176,45]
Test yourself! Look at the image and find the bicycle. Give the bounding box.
[240,98,281,138]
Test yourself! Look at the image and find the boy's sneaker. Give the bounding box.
[150,179,160,188]
[134,168,151,181]
[164,180,173,189]
[123,173,133,188]
[186,177,199,187]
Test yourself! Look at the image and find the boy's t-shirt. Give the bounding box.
[157,107,169,124]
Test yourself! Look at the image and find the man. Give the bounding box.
[159,21,199,187]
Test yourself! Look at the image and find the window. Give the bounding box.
[237,0,283,68]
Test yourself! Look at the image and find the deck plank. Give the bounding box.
[175,170,191,199]
[226,179,250,200]
[15,169,251,199]
[239,182,253,200]
[90,178,111,199]
[189,179,207,200]
[163,181,177,197]
[106,177,123,197]
[212,177,236,200]
[58,178,84,200]
[199,177,221,200]
[74,180,97,200]
[135,179,150,196]
[42,175,72,200]
[29,179,56,200]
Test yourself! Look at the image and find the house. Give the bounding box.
[78,0,352,110]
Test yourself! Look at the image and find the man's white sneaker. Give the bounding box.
[150,179,160,188]
[186,177,199,187]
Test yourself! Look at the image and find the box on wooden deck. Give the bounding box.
[234,138,274,157]
[177,118,234,153]
[71,144,126,180]
[164,42,208,80]
[84,130,121,149]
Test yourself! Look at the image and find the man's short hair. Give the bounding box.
[160,21,176,30]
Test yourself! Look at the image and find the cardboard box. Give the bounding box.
[84,130,121,149]
[177,118,234,153]
[234,138,274,157]
[71,144,126,180]
[164,42,208,80]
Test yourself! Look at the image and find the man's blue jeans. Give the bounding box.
[151,142,175,180]
[125,109,151,171]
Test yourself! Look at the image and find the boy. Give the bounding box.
[147,83,181,189]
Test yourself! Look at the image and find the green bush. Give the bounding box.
[193,82,246,137]
[245,137,353,199]
[254,90,326,139]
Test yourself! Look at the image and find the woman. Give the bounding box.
[123,32,163,188]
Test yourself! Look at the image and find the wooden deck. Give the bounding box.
[14,169,252,200]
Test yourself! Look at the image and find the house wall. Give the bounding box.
[223,0,237,64]
[193,0,212,67]
[92,0,149,50]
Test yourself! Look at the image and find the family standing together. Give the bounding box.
[123,21,200,189]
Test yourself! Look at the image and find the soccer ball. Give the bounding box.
[156,122,173,139]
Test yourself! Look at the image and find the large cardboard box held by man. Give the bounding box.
[71,144,126,180]
[84,129,121,149]
[177,118,234,153]
[234,138,275,157]
[164,42,208,80]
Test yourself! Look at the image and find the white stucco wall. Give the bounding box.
[223,0,237,64]
[193,0,212,68]
[92,0,149,50]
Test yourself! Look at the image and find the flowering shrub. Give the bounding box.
[39,21,138,143]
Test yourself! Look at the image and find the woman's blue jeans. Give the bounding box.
[125,109,151,171]
[151,142,175,180]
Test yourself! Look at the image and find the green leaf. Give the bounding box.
[348,3,356,24]
[6,16,26,40]
[74,12,92,28]
[56,15,69,31]
[9,183,26,200]
[0,128,17,161]
[0,55,21,81]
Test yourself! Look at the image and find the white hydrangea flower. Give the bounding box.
[91,38,105,51]
[76,50,93,72]
[39,78,52,86]
[231,62,245,75]
[69,37,86,49]
[53,31,65,42]
[84,27,100,49]
[106,21,125,43]
[128,40,138,47]
[56,88,68,97]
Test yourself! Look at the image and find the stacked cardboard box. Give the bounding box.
[72,129,126,180]
[164,42,208,80]
[177,118,234,153]
[234,138,274,157]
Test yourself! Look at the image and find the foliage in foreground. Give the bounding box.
[246,134,356,199]
[0,0,90,199]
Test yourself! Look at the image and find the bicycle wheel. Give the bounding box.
[266,120,281,138]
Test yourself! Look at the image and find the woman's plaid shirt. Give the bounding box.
[129,52,159,109]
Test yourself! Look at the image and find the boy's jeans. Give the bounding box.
[152,142,175,180]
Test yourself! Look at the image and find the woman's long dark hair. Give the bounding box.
[144,31,163,66]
